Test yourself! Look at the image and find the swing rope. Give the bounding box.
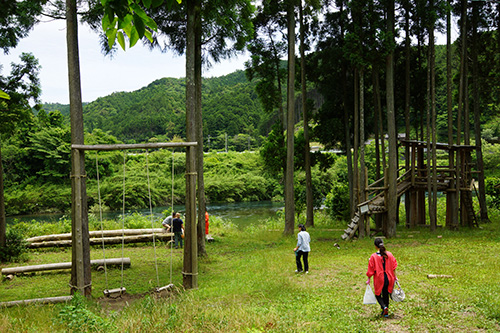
[120,151,126,290]
[170,150,174,284]
[96,151,126,296]
[95,153,109,291]
[145,150,161,289]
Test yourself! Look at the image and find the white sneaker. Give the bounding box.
[305,271,309,274]
[295,270,303,273]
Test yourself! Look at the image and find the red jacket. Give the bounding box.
[366,251,397,295]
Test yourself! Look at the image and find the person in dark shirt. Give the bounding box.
[172,212,184,249]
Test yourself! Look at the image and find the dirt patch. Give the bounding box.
[97,292,145,313]
[97,288,178,313]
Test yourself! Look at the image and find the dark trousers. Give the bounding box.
[376,273,390,309]
[174,231,183,248]
[296,251,309,272]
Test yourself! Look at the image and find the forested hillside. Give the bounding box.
[79,71,265,144]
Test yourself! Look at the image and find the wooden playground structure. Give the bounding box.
[1,141,198,307]
[342,139,479,240]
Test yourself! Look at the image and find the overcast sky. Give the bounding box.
[0,19,248,104]
[1,16,456,105]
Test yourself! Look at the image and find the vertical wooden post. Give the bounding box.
[184,0,198,289]
[417,146,426,225]
[183,146,198,289]
[446,148,458,229]
[67,0,91,296]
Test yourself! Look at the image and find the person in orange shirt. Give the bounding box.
[205,210,209,235]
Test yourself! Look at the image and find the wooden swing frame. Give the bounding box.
[0,141,198,306]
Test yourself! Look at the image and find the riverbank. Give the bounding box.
[1,213,499,332]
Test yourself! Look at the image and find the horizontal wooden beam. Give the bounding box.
[71,142,197,151]
[26,228,170,243]
[28,233,173,248]
[0,296,73,308]
[2,258,131,275]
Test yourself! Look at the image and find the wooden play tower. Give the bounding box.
[342,139,478,240]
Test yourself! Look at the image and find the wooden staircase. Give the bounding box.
[341,211,360,240]
[340,179,412,241]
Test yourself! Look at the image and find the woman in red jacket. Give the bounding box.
[366,238,398,318]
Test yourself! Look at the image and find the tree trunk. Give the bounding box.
[471,1,489,223]
[66,0,91,297]
[0,145,5,248]
[372,68,381,181]
[372,67,383,230]
[195,0,207,256]
[446,0,458,229]
[385,0,397,237]
[284,0,295,235]
[339,2,355,219]
[457,0,467,146]
[404,1,411,228]
[430,17,438,232]
[342,68,355,219]
[359,69,367,236]
[184,0,198,289]
[299,3,314,228]
[353,68,360,223]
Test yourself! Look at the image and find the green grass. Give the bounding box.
[1,213,500,332]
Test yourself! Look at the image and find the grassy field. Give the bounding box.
[1,212,500,332]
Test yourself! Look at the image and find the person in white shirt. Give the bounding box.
[293,224,311,273]
[162,212,175,231]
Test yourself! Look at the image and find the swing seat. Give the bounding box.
[155,284,174,292]
[103,287,126,297]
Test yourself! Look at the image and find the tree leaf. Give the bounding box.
[118,14,133,30]
[142,0,152,8]
[117,31,126,50]
[130,3,149,21]
[133,13,146,38]
[0,90,10,100]
[129,25,140,47]
[105,27,117,47]
[101,13,111,30]
[122,21,132,38]
[144,29,153,43]
[143,15,157,31]
[151,0,164,8]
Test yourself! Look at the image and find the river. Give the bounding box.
[6,201,284,229]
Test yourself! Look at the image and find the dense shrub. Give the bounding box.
[485,177,500,209]
[0,229,28,262]
[324,182,350,220]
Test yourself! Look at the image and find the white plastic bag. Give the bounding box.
[391,280,405,302]
[363,284,377,304]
